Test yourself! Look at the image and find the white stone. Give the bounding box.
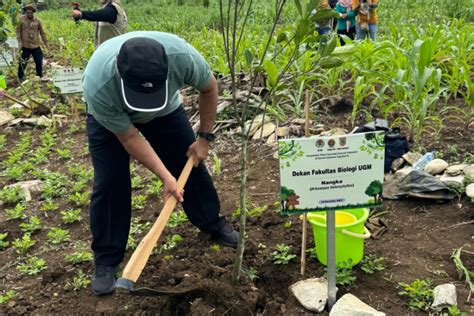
[9,103,24,111]
[432,284,457,309]
[266,133,277,145]
[21,116,52,127]
[402,152,422,166]
[291,118,312,125]
[424,159,449,175]
[463,165,474,178]
[275,127,290,138]
[440,174,465,186]
[320,128,347,136]
[5,180,43,202]
[465,184,474,199]
[391,158,405,171]
[246,115,271,136]
[252,122,276,140]
[330,294,385,316]
[445,164,466,177]
[0,110,14,126]
[289,278,329,312]
[312,127,325,135]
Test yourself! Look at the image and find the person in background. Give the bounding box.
[335,0,356,44]
[16,4,48,81]
[353,0,379,41]
[71,0,127,48]
[316,0,333,37]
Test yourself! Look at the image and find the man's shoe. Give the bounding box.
[91,265,117,296]
[214,224,239,248]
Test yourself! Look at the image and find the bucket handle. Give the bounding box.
[341,226,371,239]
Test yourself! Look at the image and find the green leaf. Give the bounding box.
[305,0,321,16]
[276,32,288,43]
[296,18,310,42]
[332,44,357,55]
[318,56,344,68]
[254,65,265,73]
[311,9,340,23]
[418,40,432,74]
[321,35,337,57]
[263,59,279,87]
[244,49,254,67]
[294,0,303,16]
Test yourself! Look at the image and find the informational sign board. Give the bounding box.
[0,50,14,67]
[279,132,385,215]
[52,68,83,94]
[5,37,19,49]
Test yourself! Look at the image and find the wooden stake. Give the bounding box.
[300,90,311,276]
[0,89,32,110]
[68,95,79,122]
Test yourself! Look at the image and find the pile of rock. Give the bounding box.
[391,153,474,200]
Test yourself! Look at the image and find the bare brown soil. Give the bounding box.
[1,95,473,315]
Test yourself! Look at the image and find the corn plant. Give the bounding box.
[391,38,447,142]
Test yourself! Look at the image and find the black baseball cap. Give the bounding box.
[117,37,169,112]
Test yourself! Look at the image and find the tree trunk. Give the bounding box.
[231,134,248,283]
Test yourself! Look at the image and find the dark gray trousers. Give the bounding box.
[86,106,225,266]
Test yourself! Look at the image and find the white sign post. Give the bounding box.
[5,37,19,50]
[52,67,84,121]
[279,132,384,310]
[52,67,84,94]
[0,50,14,67]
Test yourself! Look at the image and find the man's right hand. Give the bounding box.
[72,9,82,20]
[162,175,184,203]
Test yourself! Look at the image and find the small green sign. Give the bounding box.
[278,132,385,215]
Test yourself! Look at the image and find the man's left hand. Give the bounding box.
[187,138,210,167]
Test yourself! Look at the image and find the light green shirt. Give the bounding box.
[83,31,212,134]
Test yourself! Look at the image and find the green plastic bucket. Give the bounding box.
[308,208,370,267]
[0,75,6,89]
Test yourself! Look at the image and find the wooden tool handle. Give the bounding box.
[0,89,31,109]
[121,156,194,283]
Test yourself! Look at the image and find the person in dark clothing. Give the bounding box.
[83,32,239,296]
[71,0,127,48]
[16,4,48,81]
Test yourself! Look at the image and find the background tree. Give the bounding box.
[218,0,345,283]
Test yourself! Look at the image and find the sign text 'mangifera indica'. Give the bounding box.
[292,164,372,177]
